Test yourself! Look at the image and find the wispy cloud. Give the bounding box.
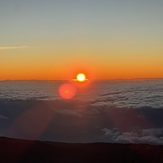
[0,46,29,50]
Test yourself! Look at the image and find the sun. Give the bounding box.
[76,73,86,82]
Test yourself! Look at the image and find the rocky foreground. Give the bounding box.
[0,137,163,163]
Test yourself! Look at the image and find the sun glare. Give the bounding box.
[76,73,86,82]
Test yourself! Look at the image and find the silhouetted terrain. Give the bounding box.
[0,137,163,163]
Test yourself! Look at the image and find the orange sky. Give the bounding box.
[0,1,163,80]
[1,51,163,80]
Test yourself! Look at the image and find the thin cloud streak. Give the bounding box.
[0,46,29,50]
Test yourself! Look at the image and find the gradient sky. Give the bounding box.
[0,0,163,80]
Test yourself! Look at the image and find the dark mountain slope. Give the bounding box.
[0,137,163,163]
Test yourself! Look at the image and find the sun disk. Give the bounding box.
[76,73,86,82]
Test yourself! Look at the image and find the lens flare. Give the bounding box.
[58,83,76,99]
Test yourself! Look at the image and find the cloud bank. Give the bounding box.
[0,115,8,120]
[0,46,29,50]
[102,128,163,145]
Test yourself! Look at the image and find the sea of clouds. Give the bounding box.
[0,79,163,144]
[0,79,163,108]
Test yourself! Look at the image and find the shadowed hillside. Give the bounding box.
[0,137,163,163]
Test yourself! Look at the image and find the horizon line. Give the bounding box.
[0,77,163,82]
